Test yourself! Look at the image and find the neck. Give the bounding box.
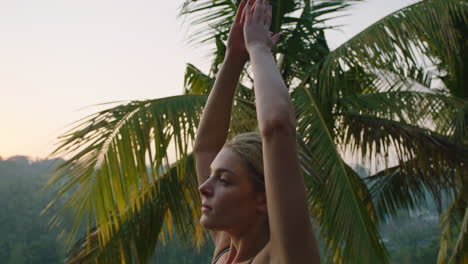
[225,219,270,263]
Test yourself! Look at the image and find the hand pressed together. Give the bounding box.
[226,0,282,62]
[242,0,282,54]
[226,0,249,64]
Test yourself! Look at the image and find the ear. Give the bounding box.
[255,192,268,215]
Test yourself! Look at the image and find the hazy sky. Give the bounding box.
[0,0,416,159]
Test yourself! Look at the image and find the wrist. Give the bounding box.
[247,45,273,61]
[225,50,248,66]
[247,45,271,56]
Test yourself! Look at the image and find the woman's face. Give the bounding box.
[198,147,266,233]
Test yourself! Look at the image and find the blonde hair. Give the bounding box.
[224,132,265,192]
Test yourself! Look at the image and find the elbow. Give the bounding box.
[259,109,296,140]
[193,143,203,154]
[193,141,210,154]
[193,136,209,153]
[193,138,222,154]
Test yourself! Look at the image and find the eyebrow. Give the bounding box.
[211,167,237,176]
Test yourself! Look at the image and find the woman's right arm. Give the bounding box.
[193,0,249,252]
[193,0,248,186]
[193,55,245,179]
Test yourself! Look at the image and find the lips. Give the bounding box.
[202,203,211,209]
[201,202,212,213]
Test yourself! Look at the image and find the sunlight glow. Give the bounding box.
[0,0,413,159]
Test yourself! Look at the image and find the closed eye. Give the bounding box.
[210,173,228,185]
[218,177,228,184]
[210,168,235,185]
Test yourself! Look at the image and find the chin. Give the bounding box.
[200,215,224,231]
[200,215,212,229]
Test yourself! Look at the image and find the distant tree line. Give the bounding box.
[0,157,447,263]
[0,156,66,263]
[0,157,215,264]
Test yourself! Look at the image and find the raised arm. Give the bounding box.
[193,0,248,185]
[193,0,249,250]
[243,1,320,263]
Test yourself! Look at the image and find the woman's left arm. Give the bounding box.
[243,1,320,263]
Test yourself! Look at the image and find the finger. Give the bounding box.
[253,0,264,22]
[245,0,252,23]
[235,0,246,23]
[248,0,256,16]
[263,0,269,22]
[271,32,283,46]
[250,0,256,17]
[264,4,272,29]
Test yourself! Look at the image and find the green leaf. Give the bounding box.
[318,0,468,114]
[337,90,463,131]
[292,85,389,264]
[65,154,207,264]
[365,163,458,221]
[437,191,467,264]
[41,95,207,251]
[338,112,468,170]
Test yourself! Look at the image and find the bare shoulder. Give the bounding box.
[212,241,274,264]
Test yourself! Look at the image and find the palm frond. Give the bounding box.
[184,63,254,101]
[338,90,464,133]
[318,0,468,106]
[180,0,299,46]
[180,0,361,84]
[180,0,238,47]
[184,63,215,95]
[437,191,467,264]
[449,206,468,264]
[41,95,207,251]
[277,0,357,84]
[209,35,228,75]
[292,85,389,264]
[65,154,206,264]
[451,101,468,144]
[183,63,258,136]
[338,112,468,172]
[365,163,458,222]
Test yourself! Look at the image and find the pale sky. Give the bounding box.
[0,0,416,160]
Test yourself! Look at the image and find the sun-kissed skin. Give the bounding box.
[194,0,321,263]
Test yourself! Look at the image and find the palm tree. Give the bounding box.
[42,0,467,263]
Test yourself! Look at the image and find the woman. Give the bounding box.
[193,0,321,263]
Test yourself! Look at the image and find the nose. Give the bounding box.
[198,178,213,198]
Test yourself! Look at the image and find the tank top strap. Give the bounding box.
[212,247,230,264]
[212,247,255,264]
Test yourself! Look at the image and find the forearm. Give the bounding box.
[249,47,294,134]
[194,54,245,152]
